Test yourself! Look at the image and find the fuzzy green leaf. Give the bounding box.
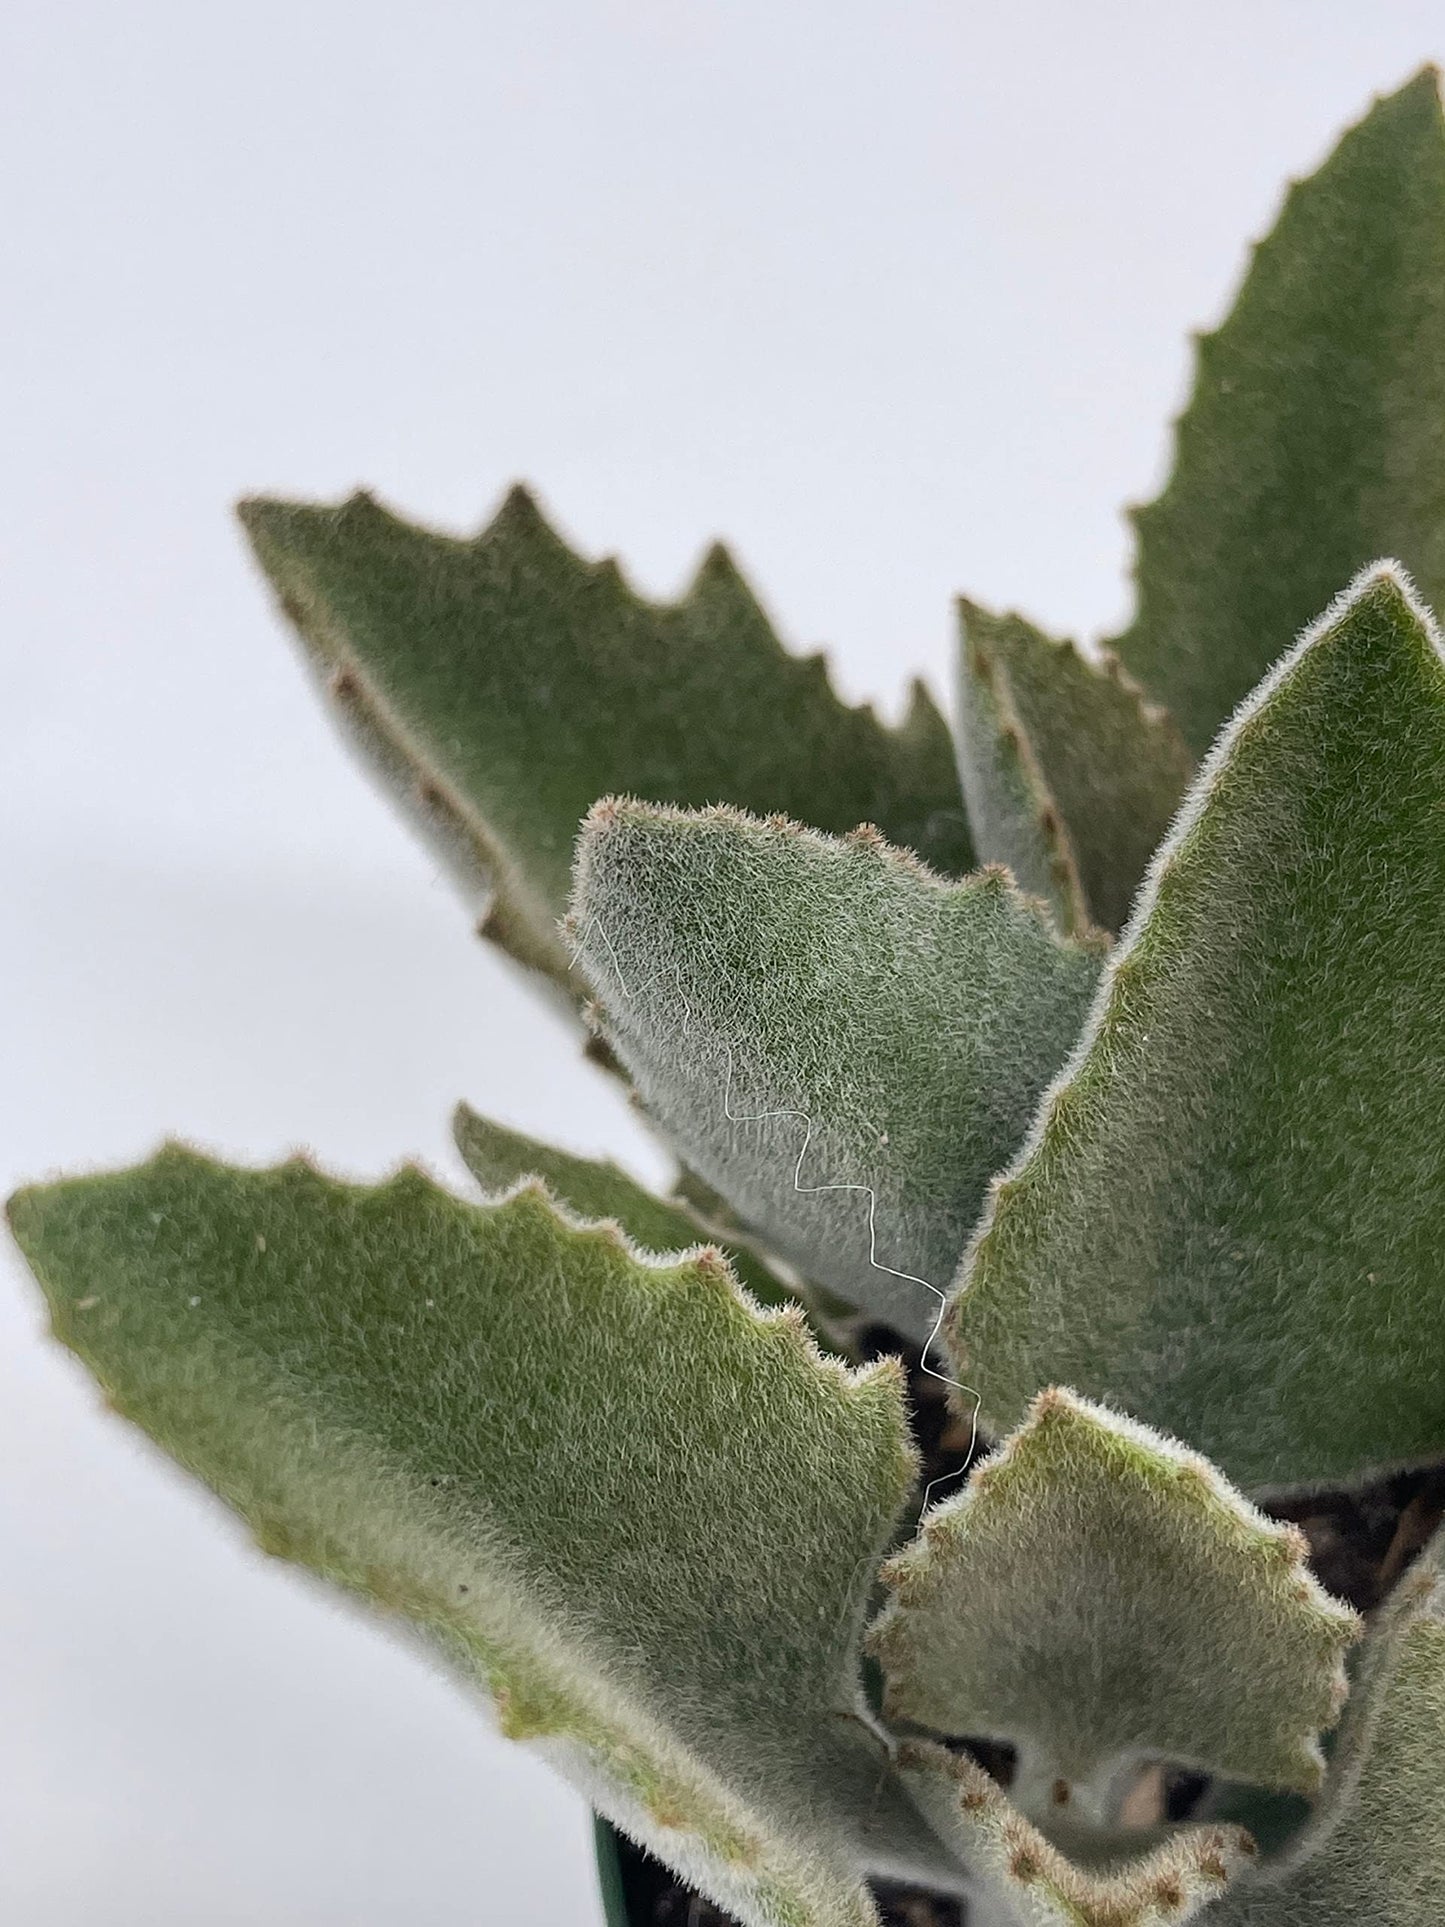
[239,489,973,991]
[1210,1558,1445,1925]
[8,1150,962,1927]
[951,568,1445,1492]
[897,1740,1257,1927]
[870,1391,1357,1821]
[1111,69,1445,755]
[956,603,1195,935]
[451,1102,794,1310]
[572,802,1102,1343]
[952,606,1087,938]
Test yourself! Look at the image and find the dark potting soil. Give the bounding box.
[1264,1459,1445,1612]
[617,1335,1445,1927]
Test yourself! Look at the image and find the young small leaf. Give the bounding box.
[1210,1558,1445,1924]
[1111,68,1445,754]
[897,1740,1256,1927]
[239,489,972,992]
[8,1151,959,1927]
[572,802,1102,1342]
[870,1391,1357,1815]
[451,1103,794,1309]
[951,568,1445,1492]
[956,602,1194,934]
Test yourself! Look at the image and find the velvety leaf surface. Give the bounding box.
[1210,1559,1445,1924]
[451,1102,793,1309]
[951,570,1445,1492]
[572,802,1102,1343]
[1111,69,1445,755]
[870,1392,1357,1817]
[950,605,1086,936]
[956,603,1194,934]
[897,1740,1257,1927]
[8,1151,961,1926]
[239,489,973,990]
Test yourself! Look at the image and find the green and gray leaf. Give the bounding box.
[451,1103,794,1310]
[955,602,1194,934]
[897,1740,1257,1927]
[8,1151,961,1927]
[240,488,972,992]
[870,1391,1357,1822]
[1211,1556,1445,1925]
[572,802,1102,1342]
[1111,68,1445,754]
[951,568,1445,1492]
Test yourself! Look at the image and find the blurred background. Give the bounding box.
[4,4,1443,1920]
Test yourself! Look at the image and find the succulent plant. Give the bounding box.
[12,66,1445,1927]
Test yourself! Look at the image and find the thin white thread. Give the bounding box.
[568,914,982,1510]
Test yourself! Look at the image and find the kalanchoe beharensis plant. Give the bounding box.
[14,66,1445,1927]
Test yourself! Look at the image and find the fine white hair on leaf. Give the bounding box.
[566,797,1094,1503]
[568,803,1101,1353]
[569,904,982,1504]
[950,562,1445,1494]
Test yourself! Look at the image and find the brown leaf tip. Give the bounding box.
[845,822,888,851]
[1029,1385,1077,1423]
[1275,1523,1311,1564]
[583,795,627,833]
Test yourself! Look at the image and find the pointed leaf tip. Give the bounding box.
[239,487,974,995]
[450,1103,796,1310]
[1110,73,1445,751]
[953,569,1445,1490]
[9,1148,952,1926]
[497,479,544,521]
[573,802,1100,1339]
[954,600,1193,933]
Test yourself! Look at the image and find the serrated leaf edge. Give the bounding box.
[948,562,1439,1488]
[9,1143,927,1927]
[571,794,1109,966]
[869,1389,1359,1796]
[957,600,1093,938]
[897,1738,1258,1927]
[1110,67,1445,741]
[240,486,969,994]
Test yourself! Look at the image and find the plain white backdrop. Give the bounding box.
[4,5,1444,1921]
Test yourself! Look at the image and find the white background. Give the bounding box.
[4,5,1443,1921]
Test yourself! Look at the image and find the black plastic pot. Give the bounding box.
[594,1817,633,1926]
[594,1816,687,1926]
